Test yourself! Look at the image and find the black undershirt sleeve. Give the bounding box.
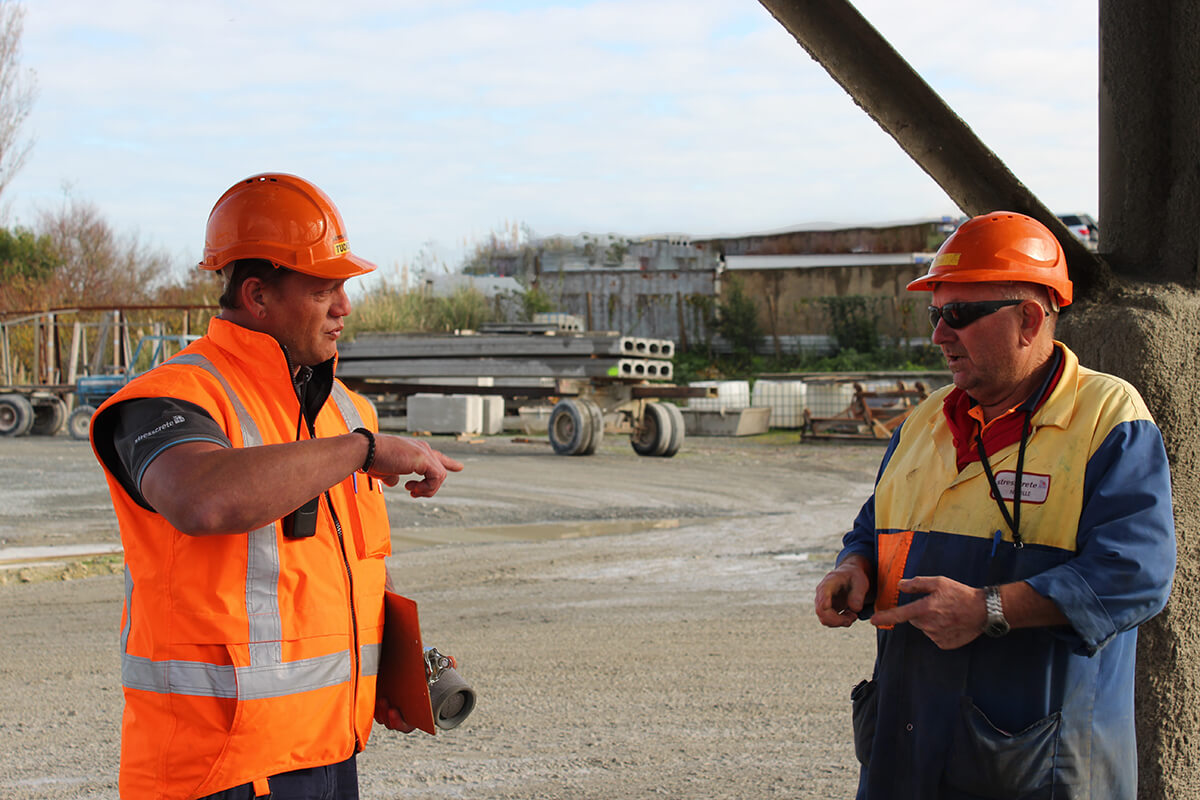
[92,397,231,511]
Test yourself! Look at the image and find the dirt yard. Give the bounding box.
[0,431,883,799]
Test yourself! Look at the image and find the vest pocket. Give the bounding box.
[851,678,878,766]
[943,696,1062,799]
[342,479,391,558]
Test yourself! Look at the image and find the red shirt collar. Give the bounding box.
[942,345,1066,472]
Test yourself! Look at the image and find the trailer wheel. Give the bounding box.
[0,393,35,437]
[31,397,68,436]
[659,402,685,458]
[67,405,96,441]
[578,398,604,455]
[548,398,593,455]
[631,402,673,457]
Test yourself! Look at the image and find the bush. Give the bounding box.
[518,285,555,321]
[434,285,491,332]
[714,277,762,363]
[672,344,944,384]
[344,279,435,334]
[345,281,498,336]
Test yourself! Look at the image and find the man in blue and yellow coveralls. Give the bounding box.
[814,211,1176,800]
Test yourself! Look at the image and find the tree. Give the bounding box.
[152,267,222,308]
[0,225,54,281]
[0,225,55,310]
[37,193,168,307]
[0,1,35,202]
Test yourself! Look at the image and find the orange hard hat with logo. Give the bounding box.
[907,211,1073,308]
[199,173,377,279]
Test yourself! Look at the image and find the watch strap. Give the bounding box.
[983,584,1010,637]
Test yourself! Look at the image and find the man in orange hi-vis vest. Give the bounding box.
[813,212,1175,800]
[90,173,463,800]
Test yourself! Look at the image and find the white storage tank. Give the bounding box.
[751,380,807,428]
[688,380,751,411]
[804,382,857,418]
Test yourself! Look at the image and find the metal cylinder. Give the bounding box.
[429,667,476,730]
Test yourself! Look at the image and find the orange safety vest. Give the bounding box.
[92,318,391,800]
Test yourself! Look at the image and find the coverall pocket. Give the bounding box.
[850,678,878,766]
[944,696,1062,799]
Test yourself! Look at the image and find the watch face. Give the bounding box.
[985,619,1010,638]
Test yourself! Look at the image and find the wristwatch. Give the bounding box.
[983,585,1010,637]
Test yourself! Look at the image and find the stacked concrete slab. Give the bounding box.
[340,324,676,434]
[338,328,675,383]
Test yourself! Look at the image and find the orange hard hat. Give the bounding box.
[199,173,376,279]
[907,211,1073,307]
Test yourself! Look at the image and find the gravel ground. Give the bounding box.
[0,431,882,799]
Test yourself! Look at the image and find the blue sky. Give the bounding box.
[7,1,1098,286]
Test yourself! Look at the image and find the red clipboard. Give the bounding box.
[379,590,437,735]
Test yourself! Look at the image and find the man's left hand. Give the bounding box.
[869,576,986,650]
[369,435,464,498]
[374,696,417,733]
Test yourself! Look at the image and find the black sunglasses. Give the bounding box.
[927,299,1024,330]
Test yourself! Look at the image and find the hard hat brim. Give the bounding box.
[906,269,1072,307]
[198,249,377,280]
[290,252,377,280]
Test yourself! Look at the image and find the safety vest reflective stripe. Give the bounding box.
[121,640,351,699]
[330,381,366,432]
[329,380,376,684]
[360,642,380,677]
[121,608,381,699]
[120,353,377,699]
[170,354,263,448]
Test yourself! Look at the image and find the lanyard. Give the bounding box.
[974,409,1033,549]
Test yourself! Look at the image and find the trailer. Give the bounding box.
[342,374,708,457]
[0,306,211,438]
[337,325,710,457]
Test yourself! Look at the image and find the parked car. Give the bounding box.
[1057,213,1099,251]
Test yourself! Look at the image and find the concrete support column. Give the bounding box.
[1095,2,1200,796]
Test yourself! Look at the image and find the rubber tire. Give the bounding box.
[67,405,96,441]
[578,398,604,455]
[659,402,685,458]
[0,393,35,437]
[631,402,673,457]
[548,398,593,456]
[31,397,68,436]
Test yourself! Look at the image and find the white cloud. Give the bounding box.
[7,0,1099,280]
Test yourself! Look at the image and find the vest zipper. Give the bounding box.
[290,347,362,749]
[325,493,362,750]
